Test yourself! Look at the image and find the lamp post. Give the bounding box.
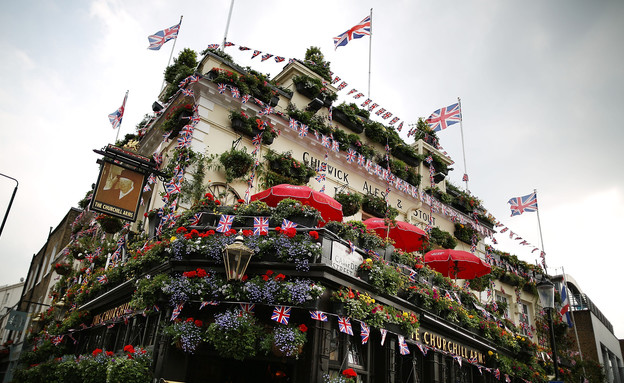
[223,232,254,281]
[53,299,69,322]
[537,278,560,381]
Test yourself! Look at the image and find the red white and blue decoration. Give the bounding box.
[508,192,538,216]
[425,103,461,132]
[333,15,372,49]
[271,306,291,325]
[147,21,181,50]
[337,316,353,335]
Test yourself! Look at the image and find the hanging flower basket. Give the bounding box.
[54,263,71,276]
[96,214,124,234]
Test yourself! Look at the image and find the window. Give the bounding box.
[495,293,509,319]
[327,321,368,382]
[519,302,532,336]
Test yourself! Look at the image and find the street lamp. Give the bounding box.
[537,278,560,381]
[223,232,254,281]
[53,299,69,322]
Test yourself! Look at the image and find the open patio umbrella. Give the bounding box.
[250,184,343,226]
[363,218,427,253]
[424,249,491,280]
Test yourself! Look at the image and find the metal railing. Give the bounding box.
[570,292,613,334]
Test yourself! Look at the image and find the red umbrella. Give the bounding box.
[363,218,427,253]
[424,249,491,279]
[250,184,343,226]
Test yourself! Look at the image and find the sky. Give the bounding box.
[1,0,623,336]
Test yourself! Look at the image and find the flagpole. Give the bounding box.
[222,0,235,52]
[160,15,183,93]
[367,8,373,97]
[457,97,469,192]
[534,188,548,273]
[114,90,129,143]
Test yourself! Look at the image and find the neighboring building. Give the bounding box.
[1,208,82,382]
[8,48,611,383]
[554,274,624,383]
[0,281,25,344]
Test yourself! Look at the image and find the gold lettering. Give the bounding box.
[442,339,447,352]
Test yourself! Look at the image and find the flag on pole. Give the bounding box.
[425,103,461,132]
[333,15,372,49]
[147,21,181,50]
[560,283,573,327]
[108,91,128,129]
[508,192,538,216]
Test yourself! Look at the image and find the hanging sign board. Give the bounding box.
[91,161,147,222]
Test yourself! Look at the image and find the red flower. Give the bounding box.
[237,199,245,204]
[275,227,282,233]
[262,275,270,281]
[196,268,208,278]
[308,231,319,240]
[348,288,355,299]
[298,324,308,333]
[183,271,197,278]
[185,317,194,323]
[206,230,215,236]
[215,199,221,205]
[275,274,286,281]
[241,274,248,281]
[342,368,357,378]
[204,193,214,200]
[176,227,188,234]
[266,270,274,276]
[189,229,200,237]
[123,345,135,354]
[242,229,253,237]
[285,228,297,238]
[105,351,114,356]
[92,348,103,356]
[194,320,203,327]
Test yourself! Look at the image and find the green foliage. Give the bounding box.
[129,273,171,311]
[162,48,198,101]
[333,191,363,217]
[106,352,152,383]
[206,310,265,360]
[361,194,398,219]
[303,46,332,81]
[259,149,315,189]
[273,198,322,222]
[454,222,480,244]
[219,146,254,182]
[200,47,234,62]
[180,152,211,205]
[427,227,457,249]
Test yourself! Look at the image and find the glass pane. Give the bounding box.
[329,328,339,361]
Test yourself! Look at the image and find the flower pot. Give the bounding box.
[392,150,421,167]
[304,298,321,310]
[270,95,280,107]
[384,323,403,336]
[333,109,364,133]
[295,82,318,100]
[358,269,371,284]
[287,215,318,228]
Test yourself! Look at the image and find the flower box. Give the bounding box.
[286,214,318,228]
[295,81,319,100]
[333,108,364,133]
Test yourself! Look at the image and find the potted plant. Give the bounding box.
[161,103,194,137]
[54,263,72,276]
[95,214,124,234]
[364,121,388,144]
[272,198,322,227]
[219,147,254,182]
[333,191,362,217]
[229,110,277,145]
[292,75,337,106]
[361,194,398,219]
[163,317,207,354]
[391,143,422,167]
[454,222,480,244]
[206,310,265,360]
[261,150,316,188]
[332,103,368,134]
[260,324,308,358]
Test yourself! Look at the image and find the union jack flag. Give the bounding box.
[143,183,151,193]
[180,88,194,97]
[206,44,219,49]
[315,174,326,182]
[321,135,331,148]
[367,103,378,111]
[239,46,250,51]
[389,117,399,125]
[153,305,160,312]
[346,148,356,163]
[408,269,417,282]
[494,369,501,380]
[361,98,372,107]
[337,82,348,91]
[271,306,291,325]
[298,124,308,137]
[333,15,372,49]
[165,181,182,195]
[289,118,298,130]
[281,219,297,230]
[353,93,364,99]
[223,41,234,47]
[357,154,366,166]
[332,76,341,84]
[360,322,370,344]
[230,87,240,98]
[397,121,404,131]
[217,83,226,94]
[417,342,428,356]
[97,275,108,284]
[108,91,128,129]
[310,310,328,322]
[190,213,202,226]
[85,254,96,263]
[216,215,234,233]
[347,89,357,95]
[274,56,285,63]
[251,50,261,59]
[241,94,250,104]
[398,335,410,355]
[463,173,469,182]
[380,328,388,346]
[171,302,184,321]
[200,301,219,310]
[177,133,192,148]
[426,103,462,132]
[253,216,269,235]
[147,21,181,50]
[51,335,64,346]
[337,316,353,335]
[508,192,538,216]
[505,374,511,383]
[252,134,262,146]
[331,140,340,152]
[240,303,255,314]
[259,106,274,116]
[261,53,273,62]
[375,108,386,116]
[382,112,392,120]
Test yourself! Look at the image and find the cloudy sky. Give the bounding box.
[1,1,623,336]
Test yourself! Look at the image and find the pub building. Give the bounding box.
[14,46,560,383]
